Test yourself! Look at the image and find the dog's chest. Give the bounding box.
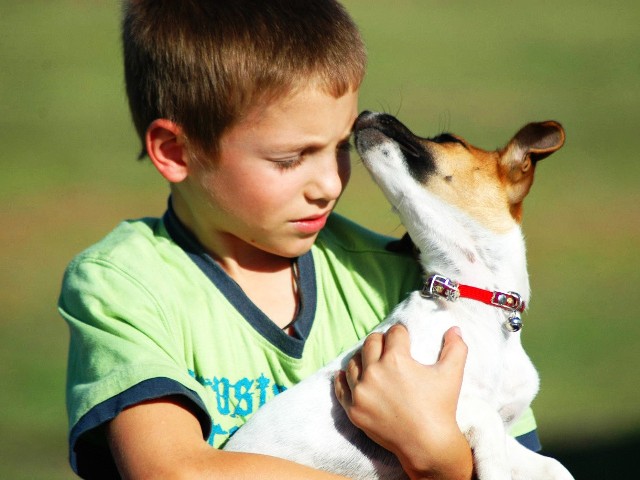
[395,293,538,411]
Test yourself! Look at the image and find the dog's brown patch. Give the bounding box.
[419,140,516,233]
[418,122,564,233]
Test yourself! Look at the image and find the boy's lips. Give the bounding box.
[292,212,329,234]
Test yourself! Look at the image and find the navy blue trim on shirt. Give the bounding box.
[515,428,542,452]
[163,200,317,359]
[70,377,211,478]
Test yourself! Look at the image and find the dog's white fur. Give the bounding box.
[225,112,573,480]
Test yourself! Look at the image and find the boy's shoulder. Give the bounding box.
[319,212,413,259]
[314,213,422,322]
[64,217,173,276]
[72,216,158,253]
[316,213,421,284]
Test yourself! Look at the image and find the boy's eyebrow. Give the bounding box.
[266,132,353,154]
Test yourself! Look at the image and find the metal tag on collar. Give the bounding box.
[492,291,525,333]
[491,291,523,311]
[421,274,460,301]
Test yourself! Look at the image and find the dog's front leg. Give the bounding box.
[506,436,574,480]
[456,396,511,480]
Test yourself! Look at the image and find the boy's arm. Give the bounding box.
[107,397,349,480]
[107,327,473,480]
[107,327,472,480]
[335,326,474,480]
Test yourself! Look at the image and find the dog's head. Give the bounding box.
[354,112,565,234]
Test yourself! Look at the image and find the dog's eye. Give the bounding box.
[431,133,466,148]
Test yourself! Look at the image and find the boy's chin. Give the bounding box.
[267,235,319,259]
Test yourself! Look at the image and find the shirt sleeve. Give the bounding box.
[510,407,542,451]
[59,256,212,477]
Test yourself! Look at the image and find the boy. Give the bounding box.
[59,1,537,478]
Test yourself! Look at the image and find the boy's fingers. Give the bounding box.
[334,370,353,407]
[438,327,468,376]
[381,324,410,356]
[360,332,384,369]
[344,351,363,389]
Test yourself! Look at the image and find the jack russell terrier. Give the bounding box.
[225,111,573,480]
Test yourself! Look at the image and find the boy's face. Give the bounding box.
[180,87,359,261]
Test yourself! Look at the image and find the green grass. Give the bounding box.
[1,1,639,478]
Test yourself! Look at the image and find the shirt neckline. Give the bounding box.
[162,199,317,359]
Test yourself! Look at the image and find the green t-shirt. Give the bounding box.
[59,207,539,477]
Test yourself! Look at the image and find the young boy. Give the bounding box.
[59,1,538,478]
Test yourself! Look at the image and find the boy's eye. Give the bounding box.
[273,156,303,170]
[271,141,352,170]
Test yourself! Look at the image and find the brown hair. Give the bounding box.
[122,0,367,160]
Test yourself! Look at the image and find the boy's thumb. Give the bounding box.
[438,327,468,375]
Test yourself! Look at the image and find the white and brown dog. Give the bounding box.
[225,112,573,480]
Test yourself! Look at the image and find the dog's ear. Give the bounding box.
[500,121,565,205]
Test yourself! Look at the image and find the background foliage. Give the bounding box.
[1,1,638,478]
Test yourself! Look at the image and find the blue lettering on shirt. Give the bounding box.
[188,370,287,446]
[213,377,231,415]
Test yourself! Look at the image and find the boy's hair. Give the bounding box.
[122,0,367,160]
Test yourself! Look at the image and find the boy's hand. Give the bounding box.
[334,325,473,480]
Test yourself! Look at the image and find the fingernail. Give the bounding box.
[452,326,462,336]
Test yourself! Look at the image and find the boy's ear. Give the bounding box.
[146,119,189,183]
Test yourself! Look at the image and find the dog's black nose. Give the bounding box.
[354,110,378,131]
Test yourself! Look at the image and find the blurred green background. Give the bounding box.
[1,1,638,478]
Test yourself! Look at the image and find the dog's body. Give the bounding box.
[225,112,573,480]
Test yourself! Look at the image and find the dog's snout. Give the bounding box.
[354,111,379,131]
[354,112,438,183]
[354,112,417,141]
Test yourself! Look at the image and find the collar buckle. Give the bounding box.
[421,274,460,301]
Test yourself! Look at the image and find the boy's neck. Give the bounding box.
[226,261,301,331]
[212,248,302,331]
[170,193,301,330]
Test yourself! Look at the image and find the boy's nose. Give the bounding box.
[307,156,350,203]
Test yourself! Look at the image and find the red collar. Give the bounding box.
[420,274,526,332]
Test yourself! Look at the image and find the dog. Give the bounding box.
[225,111,573,480]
